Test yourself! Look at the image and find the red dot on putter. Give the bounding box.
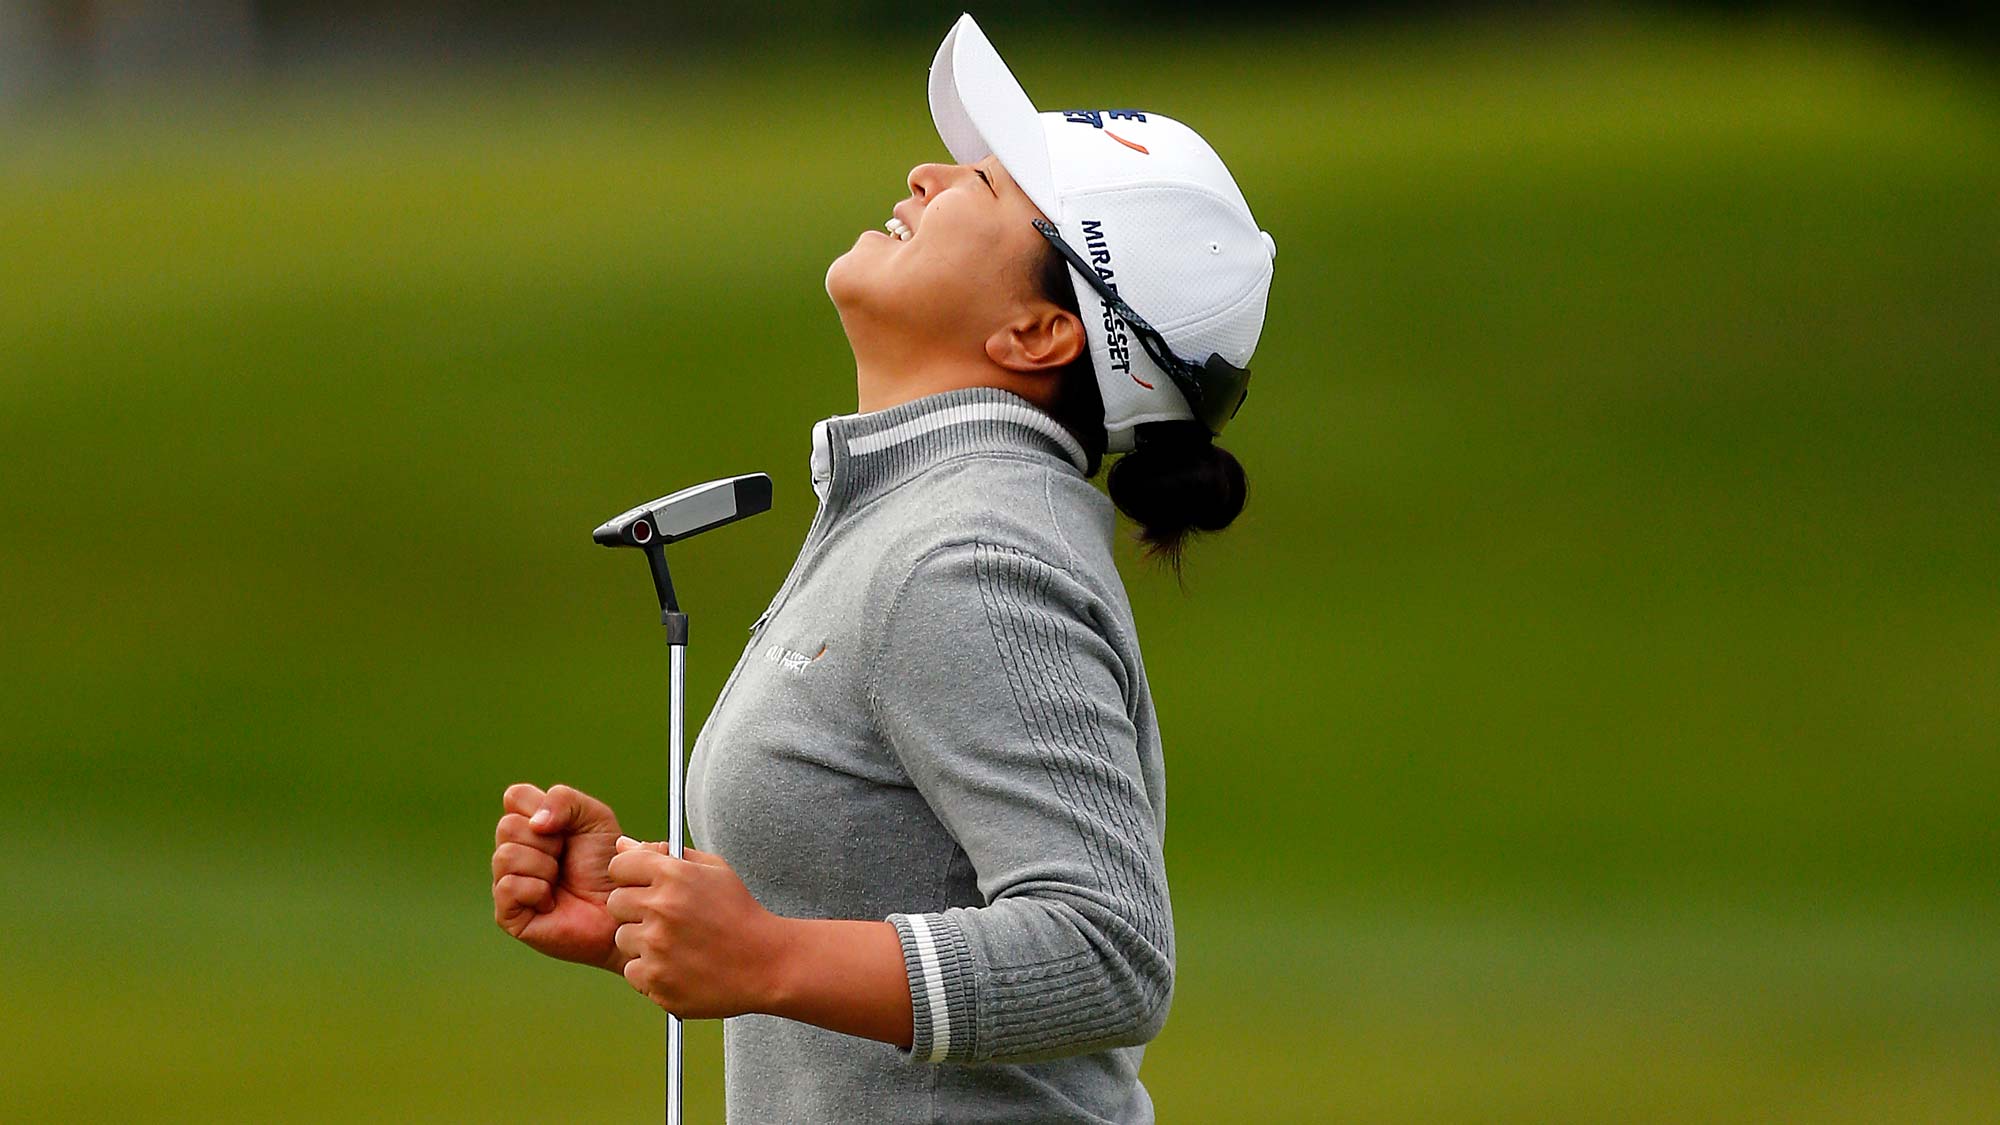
[633,520,653,543]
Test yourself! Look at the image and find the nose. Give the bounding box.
[906,162,950,202]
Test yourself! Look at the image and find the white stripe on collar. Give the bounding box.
[843,400,1090,474]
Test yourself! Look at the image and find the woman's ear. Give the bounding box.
[986,306,1085,374]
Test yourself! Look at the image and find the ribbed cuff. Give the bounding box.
[886,911,978,1063]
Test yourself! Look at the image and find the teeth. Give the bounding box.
[884,216,913,241]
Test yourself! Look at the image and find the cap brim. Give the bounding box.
[928,14,1056,218]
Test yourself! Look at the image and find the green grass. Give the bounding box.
[4,14,1997,1121]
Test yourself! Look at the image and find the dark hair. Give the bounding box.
[1032,239,1248,574]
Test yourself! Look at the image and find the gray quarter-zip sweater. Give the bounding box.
[686,385,1174,1124]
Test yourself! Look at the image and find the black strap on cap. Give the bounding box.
[1033,218,1251,437]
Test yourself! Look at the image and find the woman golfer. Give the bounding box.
[490,14,1275,1122]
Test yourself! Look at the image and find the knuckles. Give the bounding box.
[608,848,687,888]
[492,874,549,926]
[495,872,547,900]
[621,954,651,991]
[546,783,581,810]
[618,937,681,1010]
[492,841,556,880]
[605,886,635,920]
[617,918,664,952]
[607,881,683,924]
[606,852,650,884]
[495,814,561,857]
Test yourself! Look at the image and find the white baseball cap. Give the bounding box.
[929,12,1276,453]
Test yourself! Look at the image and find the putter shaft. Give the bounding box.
[666,633,686,1125]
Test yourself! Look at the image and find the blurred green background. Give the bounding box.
[4,9,1997,1122]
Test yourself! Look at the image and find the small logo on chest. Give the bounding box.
[763,641,828,673]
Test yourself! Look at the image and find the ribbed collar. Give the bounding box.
[808,386,1090,511]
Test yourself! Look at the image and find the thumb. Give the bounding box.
[529,784,619,836]
[615,835,676,855]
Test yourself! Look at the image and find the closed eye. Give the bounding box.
[974,168,994,196]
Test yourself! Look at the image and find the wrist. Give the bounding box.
[754,914,807,1016]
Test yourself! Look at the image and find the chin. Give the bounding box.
[824,253,848,306]
[823,244,876,311]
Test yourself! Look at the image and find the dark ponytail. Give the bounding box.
[1033,238,1249,574]
[1107,421,1247,570]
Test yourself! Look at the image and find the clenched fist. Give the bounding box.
[606,837,794,1019]
[491,782,625,971]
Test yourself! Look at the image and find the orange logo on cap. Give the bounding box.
[1104,131,1149,155]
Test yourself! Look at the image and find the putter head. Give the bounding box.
[594,473,773,549]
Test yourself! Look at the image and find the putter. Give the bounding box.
[594,472,773,1125]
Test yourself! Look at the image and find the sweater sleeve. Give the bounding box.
[867,539,1175,1066]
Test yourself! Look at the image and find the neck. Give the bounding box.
[845,322,1053,415]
